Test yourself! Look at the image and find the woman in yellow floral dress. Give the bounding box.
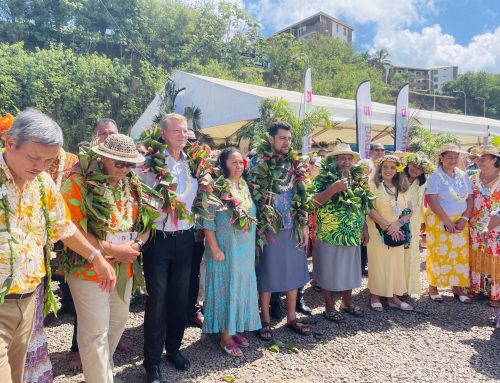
[425,144,473,303]
[469,146,500,306]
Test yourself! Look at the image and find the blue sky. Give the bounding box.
[239,0,500,72]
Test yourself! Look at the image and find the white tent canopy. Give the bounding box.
[131,71,500,147]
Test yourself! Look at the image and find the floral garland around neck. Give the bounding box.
[0,170,59,316]
[54,149,66,189]
[436,167,468,203]
[60,142,160,302]
[214,176,257,232]
[247,134,314,252]
[141,126,221,229]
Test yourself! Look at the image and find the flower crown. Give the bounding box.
[403,152,435,175]
[375,155,403,172]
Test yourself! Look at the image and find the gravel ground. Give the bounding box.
[47,252,500,383]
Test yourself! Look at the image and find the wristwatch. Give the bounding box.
[134,239,144,252]
[398,218,405,226]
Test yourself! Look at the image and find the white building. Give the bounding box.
[273,12,354,45]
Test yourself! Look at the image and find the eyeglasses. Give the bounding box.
[113,160,136,169]
[374,149,385,152]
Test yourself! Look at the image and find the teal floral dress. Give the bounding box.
[201,199,261,335]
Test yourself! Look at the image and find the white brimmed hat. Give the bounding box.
[92,134,145,163]
[328,143,360,162]
[435,144,468,157]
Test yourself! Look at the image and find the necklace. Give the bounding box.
[477,171,499,197]
[381,180,399,215]
[227,178,252,211]
[105,177,134,232]
[436,167,468,202]
[278,164,294,192]
[55,149,66,189]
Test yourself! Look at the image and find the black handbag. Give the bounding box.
[375,207,412,248]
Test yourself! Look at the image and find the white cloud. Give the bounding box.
[374,25,500,72]
[245,0,500,72]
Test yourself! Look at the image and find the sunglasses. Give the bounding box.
[373,149,385,152]
[113,160,136,169]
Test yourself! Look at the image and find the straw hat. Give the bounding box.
[468,146,480,159]
[477,145,500,158]
[92,134,145,163]
[435,143,468,157]
[328,143,360,162]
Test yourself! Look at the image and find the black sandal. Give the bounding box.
[323,309,345,322]
[286,319,311,336]
[340,304,364,317]
[258,322,273,341]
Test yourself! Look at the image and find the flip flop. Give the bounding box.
[454,294,472,304]
[258,322,273,341]
[429,294,444,302]
[387,301,413,311]
[340,304,364,317]
[232,334,249,348]
[221,342,242,357]
[370,302,383,312]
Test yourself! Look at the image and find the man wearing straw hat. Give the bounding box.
[0,109,116,383]
[313,143,369,321]
[61,133,153,383]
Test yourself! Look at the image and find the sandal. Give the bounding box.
[453,294,472,304]
[340,304,364,317]
[221,342,242,357]
[370,301,383,312]
[258,322,273,341]
[286,318,311,336]
[429,293,444,302]
[323,309,345,322]
[387,300,413,311]
[232,334,249,348]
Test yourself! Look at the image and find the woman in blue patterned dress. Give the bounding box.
[201,148,261,357]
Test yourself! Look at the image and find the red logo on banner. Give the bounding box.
[401,107,407,117]
[363,106,371,116]
[306,90,312,104]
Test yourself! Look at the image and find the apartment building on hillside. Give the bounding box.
[388,65,458,93]
[273,12,354,45]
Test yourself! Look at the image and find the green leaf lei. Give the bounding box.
[141,127,221,227]
[60,143,160,301]
[246,134,314,252]
[213,176,257,231]
[0,170,59,317]
[314,156,376,214]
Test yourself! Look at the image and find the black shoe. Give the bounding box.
[296,298,312,316]
[269,301,285,320]
[166,350,190,371]
[145,365,162,383]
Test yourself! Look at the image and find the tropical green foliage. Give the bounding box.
[407,123,460,159]
[237,97,332,150]
[0,42,166,151]
[443,71,500,119]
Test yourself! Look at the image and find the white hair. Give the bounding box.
[7,108,63,147]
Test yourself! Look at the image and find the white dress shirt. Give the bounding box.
[141,150,198,232]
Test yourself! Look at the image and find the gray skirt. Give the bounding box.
[313,240,361,292]
[256,229,309,292]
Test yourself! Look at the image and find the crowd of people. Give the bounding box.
[0,109,498,383]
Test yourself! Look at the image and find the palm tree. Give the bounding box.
[237,97,332,149]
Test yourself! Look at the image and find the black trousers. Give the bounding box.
[186,240,205,318]
[143,230,194,368]
[361,245,368,272]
